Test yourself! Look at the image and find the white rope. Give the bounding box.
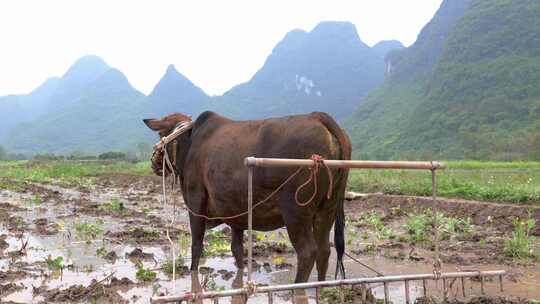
[156,120,193,292]
[154,120,193,151]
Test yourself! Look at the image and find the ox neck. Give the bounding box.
[170,132,191,184]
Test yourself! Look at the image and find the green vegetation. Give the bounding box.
[136,267,157,282]
[45,255,64,270]
[0,160,151,187]
[353,211,394,240]
[27,195,42,205]
[100,198,125,212]
[348,161,540,204]
[403,210,475,243]
[162,257,187,275]
[203,230,231,257]
[96,246,107,257]
[347,0,540,161]
[404,213,431,243]
[320,286,356,303]
[504,213,537,259]
[75,220,104,242]
[98,151,128,160]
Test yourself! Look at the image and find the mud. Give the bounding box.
[0,174,539,303]
[416,296,532,304]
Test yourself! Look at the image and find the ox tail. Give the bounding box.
[312,112,351,279]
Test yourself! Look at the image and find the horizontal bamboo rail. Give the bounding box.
[150,270,506,303]
[244,157,446,170]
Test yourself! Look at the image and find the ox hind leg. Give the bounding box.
[231,227,244,268]
[280,202,317,283]
[313,209,335,281]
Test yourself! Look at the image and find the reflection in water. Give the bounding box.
[231,268,247,304]
[189,269,247,304]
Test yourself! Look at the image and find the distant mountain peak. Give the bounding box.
[311,21,357,35]
[87,68,135,94]
[372,40,405,59]
[62,55,110,87]
[166,64,178,73]
[149,64,207,101]
[311,21,365,45]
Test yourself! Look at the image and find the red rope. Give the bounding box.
[294,154,333,206]
[160,148,334,221]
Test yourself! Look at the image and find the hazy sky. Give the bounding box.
[0,0,443,97]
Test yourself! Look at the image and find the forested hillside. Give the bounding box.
[346,0,540,160]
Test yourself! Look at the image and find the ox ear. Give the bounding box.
[143,118,167,132]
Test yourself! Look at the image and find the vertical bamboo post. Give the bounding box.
[247,165,254,283]
[383,282,390,303]
[480,275,485,294]
[404,280,410,304]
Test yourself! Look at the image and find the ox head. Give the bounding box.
[143,113,192,176]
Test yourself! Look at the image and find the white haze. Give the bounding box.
[0,0,443,96]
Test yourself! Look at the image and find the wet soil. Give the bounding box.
[0,175,539,303]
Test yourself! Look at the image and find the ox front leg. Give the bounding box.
[231,227,244,269]
[189,214,206,271]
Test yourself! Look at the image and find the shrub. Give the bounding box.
[98,151,126,160]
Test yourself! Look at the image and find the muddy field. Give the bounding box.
[1,173,539,303]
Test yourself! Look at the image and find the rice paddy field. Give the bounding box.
[1,160,539,303]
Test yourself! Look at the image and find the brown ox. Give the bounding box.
[143,111,351,283]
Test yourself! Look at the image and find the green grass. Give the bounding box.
[348,161,540,204]
[2,160,538,204]
[0,160,151,186]
[136,267,157,282]
[504,213,537,259]
[45,255,64,270]
[100,198,125,212]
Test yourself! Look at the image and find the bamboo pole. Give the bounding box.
[244,157,446,170]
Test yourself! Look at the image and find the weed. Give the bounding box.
[75,220,104,241]
[255,231,265,242]
[504,213,537,259]
[272,255,286,266]
[320,286,355,303]
[479,238,487,248]
[162,257,187,275]
[96,246,107,257]
[404,213,430,243]
[365,243,378,254]
[82,264,94,273]
[177,234,191,256]
[100,198,124,212]
[136,267,157,282]
[29,195,42,205]
[142,207,151,215]
[152,283,162,296]
[46,255,64,270]
[356,211,394,240]
[204,276,225,291]
[203,230,230,257]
